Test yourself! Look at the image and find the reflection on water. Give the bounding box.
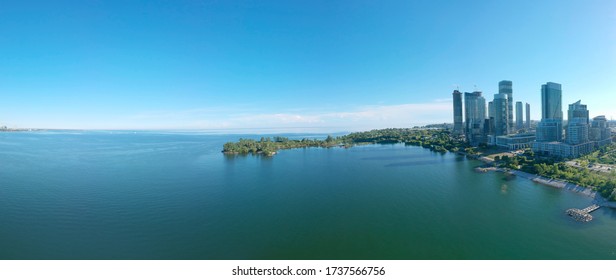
[501,184,508,194]
[385,160,447,167]
[502,173,517,181]
[361,155,436,161]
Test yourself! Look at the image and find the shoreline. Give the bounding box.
[482,166,616,209]
[472,151,616,209]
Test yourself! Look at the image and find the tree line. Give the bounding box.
[222,128,470,156]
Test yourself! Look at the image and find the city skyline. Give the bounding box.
[0,0,614,131]
[455,78,612,154]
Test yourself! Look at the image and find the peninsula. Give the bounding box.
[222,128,616,201]
[221,128,466,156]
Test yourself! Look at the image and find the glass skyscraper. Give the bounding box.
[498,80,513,134]
[464,91,486,146]
[536,82,563,142]
[516,101,524,130]
[541,82,563,120]
[452,90,463,135]
[492,93,508,136]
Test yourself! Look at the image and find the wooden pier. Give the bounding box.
[566,204,600,222]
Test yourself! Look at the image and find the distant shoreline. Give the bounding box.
[0,128,36,132]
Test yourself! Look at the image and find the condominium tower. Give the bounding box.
[464,91,486,146]
[516,101,524,130]
[566,100,590,145]
[492,93,509,136]
[541,82,563,120]
[590,116,612,147]
[536,82,563,142]
[452,90,463,135]
[568,100,589,124]
[499,80,514,134]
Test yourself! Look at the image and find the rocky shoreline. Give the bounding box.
[485,167,616,209]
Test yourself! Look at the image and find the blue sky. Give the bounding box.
[1,0,614,131]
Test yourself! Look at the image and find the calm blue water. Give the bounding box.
[1,131,615,259]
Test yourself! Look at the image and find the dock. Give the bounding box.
[566,204,600,222]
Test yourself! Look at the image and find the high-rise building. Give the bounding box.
[499,80,514,134]
[452,90,463,135]
[492,93,509,136]
[590,115,612,147]
[516,101,524,130]
[541,82,563,120]
[525,103,531,129]
[488,101,494,119]
[464,91,486,146]
[568,100,589,124]
[487,101,495,136]
[536,82,563,142]
[566,100,590,145]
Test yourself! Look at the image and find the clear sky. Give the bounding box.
[1,0,614,131]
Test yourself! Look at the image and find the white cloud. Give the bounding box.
[233,113,323,124]
[72,101,454,131]
[433,98,453,103]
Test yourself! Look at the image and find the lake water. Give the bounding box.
[1,131,615,259]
